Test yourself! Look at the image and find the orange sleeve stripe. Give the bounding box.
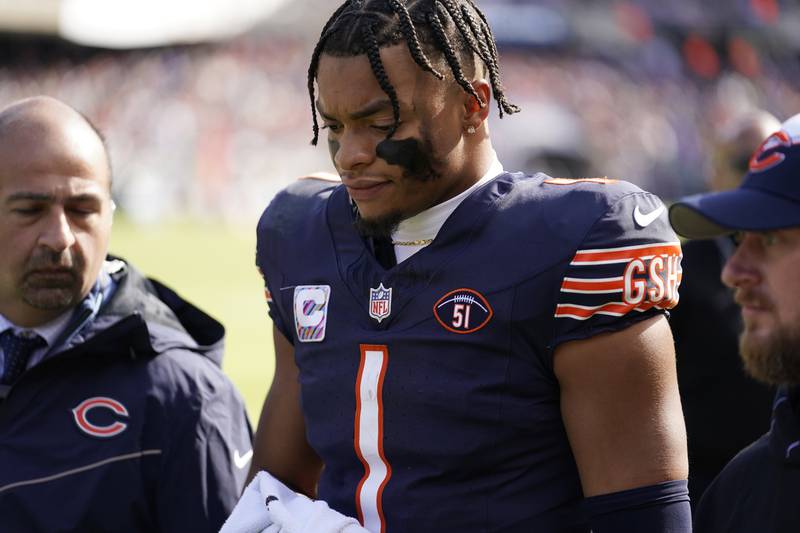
[572,243,682,264]
[561,279,624,291]
[555,300,669,319]
[561,273,683,292]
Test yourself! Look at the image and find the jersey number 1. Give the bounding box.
[354,344,391,533]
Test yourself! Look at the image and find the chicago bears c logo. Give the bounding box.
[72,397,129,438]
[749,130,792,173]
[434,288,493,334]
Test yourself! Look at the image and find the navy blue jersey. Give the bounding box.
[256,173,682,532]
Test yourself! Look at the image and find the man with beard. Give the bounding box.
[670,112,800,532]
[246,1,691,532]
[0,96,252,532]
[669,110,779,502]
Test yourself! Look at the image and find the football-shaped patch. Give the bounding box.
[433,288,493,334]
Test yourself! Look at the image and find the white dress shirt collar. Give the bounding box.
[0,310,73,348]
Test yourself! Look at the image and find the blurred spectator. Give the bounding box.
[709,110,783,192]
[669,108,780,504]
[0,1,797,223]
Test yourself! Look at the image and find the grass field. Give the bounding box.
[109,216,274,424]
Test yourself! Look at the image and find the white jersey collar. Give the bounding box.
[391,153,503,263]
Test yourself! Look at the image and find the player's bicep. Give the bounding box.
[554,315,688,497]
[248,325,322,497]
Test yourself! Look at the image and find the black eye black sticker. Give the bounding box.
[376,137,432,179]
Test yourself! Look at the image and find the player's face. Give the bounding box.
[316,45,474,233]
[722,228,800,384]
[0,122,113,327]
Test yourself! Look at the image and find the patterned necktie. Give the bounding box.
[0,329,46,385]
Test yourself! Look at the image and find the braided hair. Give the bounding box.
[308,0,520,145]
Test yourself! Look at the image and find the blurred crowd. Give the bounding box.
[0,37,324,224]
[0,0,797,223]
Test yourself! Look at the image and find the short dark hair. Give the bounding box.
[307,0,520,145]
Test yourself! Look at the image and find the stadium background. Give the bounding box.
[1,0,797,421]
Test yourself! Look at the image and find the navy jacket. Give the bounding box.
[0,260,252,533]
[695,386,800,532]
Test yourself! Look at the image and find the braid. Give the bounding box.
[308,39,327,146]
[308,2,353,145]
[436,0,486,63]
[461,0,519,116]
[459,4,519,117]
[466,0,498,58]
[456,4,491,65]
[386,0,443,80]
[428,3,482,106]
[478,21,519,117]
[307,0,520,144]
[363,22,402,138]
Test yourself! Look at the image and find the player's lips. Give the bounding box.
[343,178,392,201]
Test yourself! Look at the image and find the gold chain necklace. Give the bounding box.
[391,238,433,246]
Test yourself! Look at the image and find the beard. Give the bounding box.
[20,248,85,311]
[740,323,800,386]
[353,209,403,239]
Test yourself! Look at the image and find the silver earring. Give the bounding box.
[466,125,476,134]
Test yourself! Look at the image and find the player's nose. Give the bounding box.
[334,131,374,171]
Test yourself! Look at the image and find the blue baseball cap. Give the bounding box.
[670,113,800,239]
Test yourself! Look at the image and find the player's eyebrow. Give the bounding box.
[317,98,400,121]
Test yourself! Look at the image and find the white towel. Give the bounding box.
[219,471,371,533]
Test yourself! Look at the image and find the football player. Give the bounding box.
[248,1,690,531]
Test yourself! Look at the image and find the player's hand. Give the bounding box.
[220,471,369,533]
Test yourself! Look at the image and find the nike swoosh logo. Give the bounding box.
[633,204,665,228]
[233,448,253,470]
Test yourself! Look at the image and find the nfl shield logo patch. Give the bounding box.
[369,283,392,323]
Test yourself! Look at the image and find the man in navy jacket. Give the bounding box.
[670,112,800,532]
[0,96,252,532]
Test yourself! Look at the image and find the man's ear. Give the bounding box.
[463,79,491,132]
